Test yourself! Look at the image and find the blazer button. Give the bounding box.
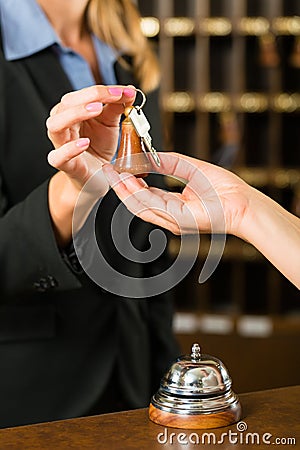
[47,275,58,288]
[33,275,58,292]
[33,280,46,292]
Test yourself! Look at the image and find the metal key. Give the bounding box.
[127,106,161,167]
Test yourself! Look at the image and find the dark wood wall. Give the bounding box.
[138,0,300,393]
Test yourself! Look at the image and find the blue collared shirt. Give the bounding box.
[0,0,117,89]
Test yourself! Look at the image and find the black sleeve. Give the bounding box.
[147,296,179,392]
[141,221,180,392]
[0,177,81,298]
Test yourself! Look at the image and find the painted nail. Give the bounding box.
[108,87,123,96]
[123,88,135,97]
[76,138,90,148]
[85,102,103,112]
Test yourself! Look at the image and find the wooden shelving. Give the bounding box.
[138,0,300,392]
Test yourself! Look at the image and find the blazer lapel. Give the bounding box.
[23,51,136,109]
[114,58,136,86]
[21,48,73,108]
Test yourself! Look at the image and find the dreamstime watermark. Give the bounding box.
[72,153,227,297]
[156,421,297,446]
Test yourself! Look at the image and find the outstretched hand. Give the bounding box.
[103,152,251,237]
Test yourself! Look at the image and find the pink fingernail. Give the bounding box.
[108,87,123,96]
[123,88,135,97]
[85,102,103,112]
[76,138,90,148]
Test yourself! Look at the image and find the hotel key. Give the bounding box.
[126,106,161,167]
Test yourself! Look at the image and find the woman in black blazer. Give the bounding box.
[0,0,178,428]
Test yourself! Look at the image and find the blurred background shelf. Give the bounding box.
[137,0,300,393]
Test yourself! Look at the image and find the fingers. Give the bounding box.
[51,85,136,111]
[103,164,182,234]
[103,164,147,203]
[47,138,90,174]
[153,152,215,183]
[47,85,136,147]
[104,153,202,188]
[90,86,136,127]
[47,102,103,140]
[103,165,174,220]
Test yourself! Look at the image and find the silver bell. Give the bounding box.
[149,343,242,429]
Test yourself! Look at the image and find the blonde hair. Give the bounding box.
[87,0,160,93]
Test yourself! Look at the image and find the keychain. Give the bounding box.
[125,89,161,167]
[113,89,160,177]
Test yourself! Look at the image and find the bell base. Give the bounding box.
[149,401,242,430]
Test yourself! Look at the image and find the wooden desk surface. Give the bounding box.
[0,385,299,449]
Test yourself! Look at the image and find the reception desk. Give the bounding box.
[0,385,299,449]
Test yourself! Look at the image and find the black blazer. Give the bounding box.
[0,42,178,428]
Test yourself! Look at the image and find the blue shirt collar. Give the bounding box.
[0,0,117,71]
[0,0,59,60]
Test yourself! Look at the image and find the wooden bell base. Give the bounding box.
[149,401,242,429]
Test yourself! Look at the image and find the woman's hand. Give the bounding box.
[103,152,251,237]
[47,85,136,190]
[103,152,300,288]
[46,84,136,247]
